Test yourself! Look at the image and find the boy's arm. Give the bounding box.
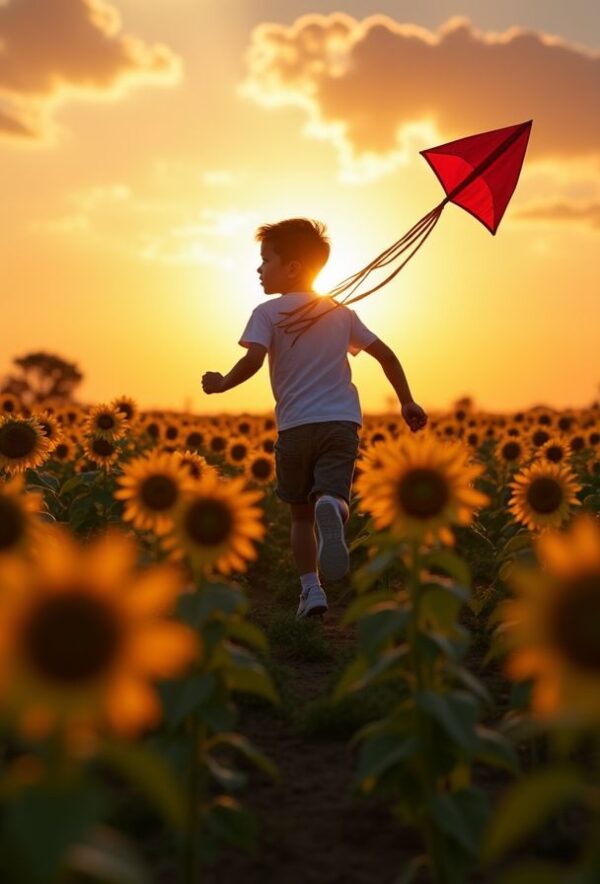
[202,343,267,394]
[364,338,428,431]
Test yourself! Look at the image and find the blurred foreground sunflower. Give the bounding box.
[355,432,489,546]
[0,475,46,559]
[502,514,600,724]
[508,461,581,533]
[0,527,199,748]
[163,472,265,575]
[0,415,55,474]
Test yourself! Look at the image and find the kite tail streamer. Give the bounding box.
[276,200,445,346]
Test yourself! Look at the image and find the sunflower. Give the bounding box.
[508,461,581,533]
[183,427,205,451]
[529,427,552,449]
[259,434,276,455]
[174,450,217,482]
[502,514,600,723]
[245,453,275,485]
[1,393,21,415]
[115,451,196,536]
[494,433,531,467]
[355,432,489,546]
[207,432,227,455]
[0,527,199,748]
[111,395,139,424]
[538,437,570,465]
[0,475,46,559]
[83,435,120,470]
[0,415,55,475]
[51,437,77,463]
[84,404,129,441]
[33,409,64,446]
[162,472,265,576]
[225,437,250,467]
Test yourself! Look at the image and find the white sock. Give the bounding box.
[300,572,319,594]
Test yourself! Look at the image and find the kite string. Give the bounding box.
[282,204,444,344]
[274,202,444,329]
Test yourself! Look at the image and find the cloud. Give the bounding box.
[240,14,600,180]
[514,200,600,229]
[30,186,259,267]
[0,0,182,143]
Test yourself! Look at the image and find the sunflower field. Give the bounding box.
[0,392,599,884]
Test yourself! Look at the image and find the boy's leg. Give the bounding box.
[289,501,317,575]
[290,501,328,619]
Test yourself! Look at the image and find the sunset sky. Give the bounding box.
[1,0,599,415]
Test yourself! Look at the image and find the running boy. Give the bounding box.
[201,218,427,619]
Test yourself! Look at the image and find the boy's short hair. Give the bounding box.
[255,218,330,279]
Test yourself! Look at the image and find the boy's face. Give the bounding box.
[257,241,313,295]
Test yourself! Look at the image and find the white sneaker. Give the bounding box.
[315,497,349,581]
[296,584,328,620]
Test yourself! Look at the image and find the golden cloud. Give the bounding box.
[0,0,182,143]
[514,200,600,228]
[241,14,600,169]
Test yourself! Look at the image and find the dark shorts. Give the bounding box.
[274,420,361,505]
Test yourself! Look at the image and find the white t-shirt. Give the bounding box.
[238,291,378,431]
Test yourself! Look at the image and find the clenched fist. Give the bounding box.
[201,372,225,394]
[401,400,428,432]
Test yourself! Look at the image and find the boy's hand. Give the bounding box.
[202,371,225,394]
[402,400,428,432]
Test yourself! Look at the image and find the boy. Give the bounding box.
[202,218,427,619]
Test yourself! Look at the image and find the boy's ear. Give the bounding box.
[286,259,302,278]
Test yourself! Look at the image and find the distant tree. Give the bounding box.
[1,352,83,405]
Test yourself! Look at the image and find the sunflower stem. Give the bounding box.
[184,706,204,884]
[407,539,450,884]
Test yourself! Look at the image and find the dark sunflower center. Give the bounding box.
[97,414,115,430]
[545,445,564,463]
[23,592,121,683]
[230,444,247,462]
[92,438,114,457]
[262,439,275,454]
[54,443,69,460]
[251,458,272,480]
[238,422,250,434]
[526,477,563,514]
[550,575,600,672]
[501,442,521,461]
[117,403,133,419]
[146,423,160,438]
[0,422,37,459]
[186,432,203,448]
[3,400,15,412]
[210,436,226,453]
[397,468,449,519]
[532,429,550,447]
[0,496,25,549]
[571,436,584,452]
[184,498,233,545]
[140,474,178,510]
[166,427,178,440]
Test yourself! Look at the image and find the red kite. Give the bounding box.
[275,120,533,344]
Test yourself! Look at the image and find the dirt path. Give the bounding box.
[209,580,419,884]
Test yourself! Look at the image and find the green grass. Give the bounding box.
[266,610,333,662]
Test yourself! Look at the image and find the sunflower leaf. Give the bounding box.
[482,766,586,861]
[100,740,187,830]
